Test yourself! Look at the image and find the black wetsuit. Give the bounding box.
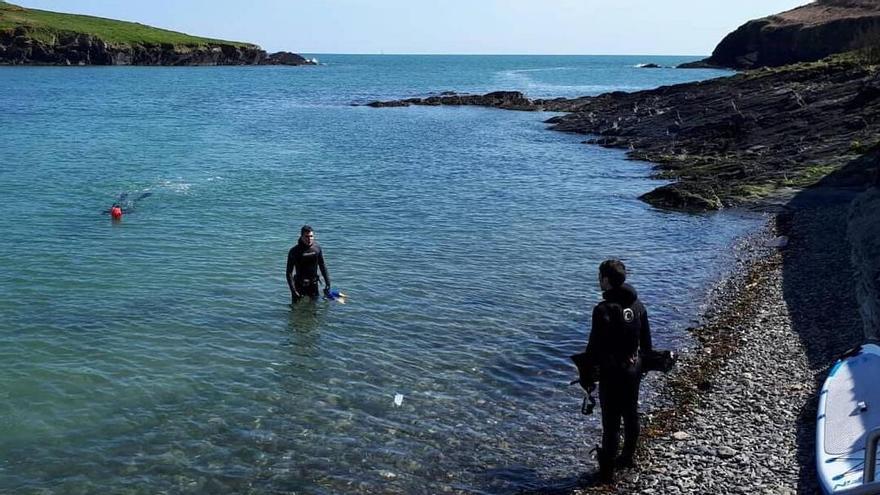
[286,241,330,302]
[582,283,652,477]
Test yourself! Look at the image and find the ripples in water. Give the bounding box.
[0,56,756,494]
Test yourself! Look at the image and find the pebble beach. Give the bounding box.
[571,193,867,494]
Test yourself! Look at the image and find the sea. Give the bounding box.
[0,55,762,494]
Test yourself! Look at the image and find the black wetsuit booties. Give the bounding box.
[286,240,330,302]
[583,283,652,481]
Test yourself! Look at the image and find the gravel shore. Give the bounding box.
[566,191,866,495]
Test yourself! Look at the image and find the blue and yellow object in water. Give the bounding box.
[325,289,347,303]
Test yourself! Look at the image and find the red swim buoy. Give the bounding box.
[110,206,123,219]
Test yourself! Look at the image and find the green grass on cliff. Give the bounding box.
[0,2,255,47]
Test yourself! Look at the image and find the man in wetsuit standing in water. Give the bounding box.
[286,225,331,304]
[581,259,652,483]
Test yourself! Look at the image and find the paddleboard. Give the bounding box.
[817,342,880,494]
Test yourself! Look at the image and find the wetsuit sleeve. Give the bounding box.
[580,304,607,385]
[318,249,331,287]
[286,248,296,293]
[584,305,608,362]
[640,306,653,354]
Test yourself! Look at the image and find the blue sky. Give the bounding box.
[17,0,810,55]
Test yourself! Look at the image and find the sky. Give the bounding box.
[15,0,811,55]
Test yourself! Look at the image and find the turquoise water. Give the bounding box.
[0,56,758,494]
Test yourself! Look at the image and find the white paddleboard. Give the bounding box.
[817,342,880,494]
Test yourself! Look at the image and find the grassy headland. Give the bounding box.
[0,2,312,65]
[0,2,254,48]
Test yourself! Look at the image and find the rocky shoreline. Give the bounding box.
[367,58,880,212]
[362,2,880,492]
[362,58,880,492]
[556,187,866,494]
[364,58,880,493]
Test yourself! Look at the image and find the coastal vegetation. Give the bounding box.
[0,2,253,48]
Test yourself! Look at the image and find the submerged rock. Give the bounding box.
[639,182,724,211]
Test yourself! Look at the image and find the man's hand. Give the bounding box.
[578,378,596,394]
[323,286,332,298]
[291,291,301,304]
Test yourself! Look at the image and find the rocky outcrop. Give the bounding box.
[261,51,312,66]
[367,91,550,111]
[0,27,314,66]
[680,0,880,69]
[368,57,880,211]
[549,58,880,210]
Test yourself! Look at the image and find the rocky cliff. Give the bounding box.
[0,26,313,66]
[681,0,880,69]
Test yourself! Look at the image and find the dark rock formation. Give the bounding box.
[367,57,880,211]
[0,28,315,66]
[367,91,548,111]
[640,182,723,211]
[261,51,312,66]
[679,0,880,69]
[546,58,880,210]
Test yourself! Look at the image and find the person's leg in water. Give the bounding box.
[598,376,624,483]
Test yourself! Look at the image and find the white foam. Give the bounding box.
[156,178,192,194]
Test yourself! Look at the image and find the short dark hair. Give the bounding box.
[300,225,313,235]
[599,259,626,288]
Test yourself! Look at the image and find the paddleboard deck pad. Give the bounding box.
[818,342,880,494]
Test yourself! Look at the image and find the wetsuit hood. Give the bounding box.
[602,283,638,307]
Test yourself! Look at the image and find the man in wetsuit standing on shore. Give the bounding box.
[581,259,652,483]
[286,225,331,304]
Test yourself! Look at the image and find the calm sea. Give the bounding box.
[0,55,759,494]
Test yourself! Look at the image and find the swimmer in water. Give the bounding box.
[103,191,153,217]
